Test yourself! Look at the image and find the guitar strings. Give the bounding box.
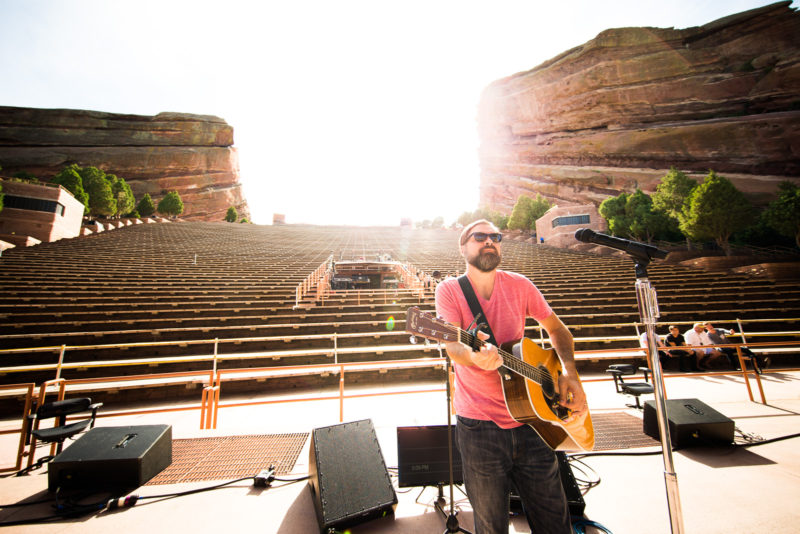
[457,329,555,390]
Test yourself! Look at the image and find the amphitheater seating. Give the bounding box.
[0,222,798,411]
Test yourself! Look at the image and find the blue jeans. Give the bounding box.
[456,416,571,534]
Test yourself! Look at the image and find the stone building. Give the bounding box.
[535,203,607,248]
[0,179,84,246]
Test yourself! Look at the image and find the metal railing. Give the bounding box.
[2,331,797,470]
[294,255,333,308]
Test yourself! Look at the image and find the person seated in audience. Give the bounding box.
[664,325,700,372]
[639,330,669,369]
[684,322,725,370]
[704,322,770,373]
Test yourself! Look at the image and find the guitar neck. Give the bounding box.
[455,328,546,387]
[406,306,551,387]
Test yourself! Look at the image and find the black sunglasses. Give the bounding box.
[468,232,503,243]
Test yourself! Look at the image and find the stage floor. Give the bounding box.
[1,369,799,534]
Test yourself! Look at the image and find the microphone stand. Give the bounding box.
[435,343,471,534]
[631,252,685,534]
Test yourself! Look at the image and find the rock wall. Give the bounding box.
[0,107,249,222]
[478,1,800,213]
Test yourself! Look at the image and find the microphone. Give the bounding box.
[574,228,668,261]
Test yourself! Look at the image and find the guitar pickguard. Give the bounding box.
[534,364,570,421]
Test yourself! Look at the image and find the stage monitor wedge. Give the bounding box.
[643,398,734,448]
[308,419,397,533]
[48,425,172,492]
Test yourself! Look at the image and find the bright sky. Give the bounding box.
[0,0,790,225]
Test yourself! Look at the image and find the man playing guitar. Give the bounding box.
[435,219,588,534]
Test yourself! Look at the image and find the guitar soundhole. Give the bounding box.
[538,366,570,420]
[539,366,555,399]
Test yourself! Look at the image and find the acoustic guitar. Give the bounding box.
[406,306,594,452]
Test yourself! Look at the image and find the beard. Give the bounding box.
[467,246,501,272]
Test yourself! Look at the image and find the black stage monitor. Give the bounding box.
[397,425,463,487]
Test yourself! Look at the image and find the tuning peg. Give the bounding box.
[409,335,418,345]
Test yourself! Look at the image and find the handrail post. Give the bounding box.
[201,387,209,429]
[737,346,756,402]
[212,338,219,376]
[55,345,67,381]
[333,333,338,365]
[736,319,746,344]
[212,384,220,429]
[16,385,34,472]
[735,319,766,403]
[339,364,345,422]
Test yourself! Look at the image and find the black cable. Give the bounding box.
[136,475,253,501]
[0,488,112,527]
[272,475,309,483]
[736,432,800,447]
[570,448,663,459]
[14,455,54,477]
[0,471,289,526]
[566,456,601,491]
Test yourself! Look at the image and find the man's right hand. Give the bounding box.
[470,330,503,370]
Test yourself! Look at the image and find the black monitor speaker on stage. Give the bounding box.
[643,398,734,448]
[48,425,172,491]
[308,419,397,533]
[397,425,463,487]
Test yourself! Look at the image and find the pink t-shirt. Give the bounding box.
[434,271,553,428]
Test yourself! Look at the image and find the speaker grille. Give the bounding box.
[309,419,397,531]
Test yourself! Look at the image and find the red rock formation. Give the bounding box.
[478,1,800,213]
[0,107,249,222]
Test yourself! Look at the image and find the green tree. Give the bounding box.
[626,189,672,242]
[763,181,800,248]
[734,212,794,248]
[109,175,135,217]
[12,170,39,183]
[599,193,633,237]
[678,171,755,255]
[599,189,672,242]
[239,217,249,223]
[136,193,156,217]
[51,164,90,213]
[157,191,184,217]
[507,194,552,231]
[458,207,509,230]
[530,195,552,221]
[225,206,238,222]
[652,168,698,221]
[507,196,534,230]
[79,166,116,217]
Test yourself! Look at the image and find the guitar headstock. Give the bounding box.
[406,306,459,344]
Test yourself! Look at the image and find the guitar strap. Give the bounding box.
[457,275,498,348]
